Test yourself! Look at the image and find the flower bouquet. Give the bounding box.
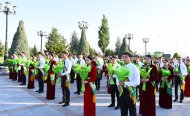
[188,66,190,74]
[52,61,64,84]
[140,67,152,91]
[117,60,124,66]
[31,61,39,81]
[16,58,23,65]
[52,61,64,75]
[160,69,171,88]
[106,63,115,85]
[43,64,50,74]
[73,64,81,74]
[78,65,91,92]
[113,65,131,96]
[25,60,33,69]
[173,65,179,74]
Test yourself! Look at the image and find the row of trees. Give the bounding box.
[0,17,181,60]
[7,14,132,58]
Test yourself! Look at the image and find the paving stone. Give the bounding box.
[0,75,190,116]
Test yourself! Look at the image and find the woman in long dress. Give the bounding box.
[27,55,37,89]
[184,58,190,96]
[46,54,57,100]
[159,59,174,109]
[139,55,158,116]
[82,56,97,116]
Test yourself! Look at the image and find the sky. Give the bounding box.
[0,0,190,57]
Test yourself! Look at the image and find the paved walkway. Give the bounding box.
[0,75,190,116]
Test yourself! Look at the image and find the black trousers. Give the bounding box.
[70,68,75,83]
[21,66,26,84]
[13,65,17,80]
[61,75,70,103]
[119,87,136,116]
[95,71,102,90]
[174,75,184,101]
[136,85,139,100]
[14,70,17,80]
[95,78,101,90]
[76,73,82,93]
[37,69,44,92]
[110,78,119,106]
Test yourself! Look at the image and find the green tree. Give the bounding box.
[45,27,68,55]
[105,49,114,57]
[0,40,4,57]
[119,37,128,58]
[69,31,79,54]
[89,46,98,56]
[115,37,121,55]
[31,44,38,56]
[98,15,110,54]
[9,20,30,57]
[78,29,89,55]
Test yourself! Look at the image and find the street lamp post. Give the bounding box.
[0,2,16,61]
[78,21,88,55]
[37,30,46,52]
[143,38,149,56]
[125,33,133,50]
[78,21,88,30]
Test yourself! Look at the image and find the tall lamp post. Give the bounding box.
[78,21,88,31]
[0,2,16,61]
[37,30,46,52]
[143,37,149,56]
[78,21,88,55]
[125,33,133,50]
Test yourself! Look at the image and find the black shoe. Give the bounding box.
[114,106,120,110]
[38,91,44,93]
[74,91,80,95]
[13,79,17,81]
[20,83,26,85]
[59,101,65,104]
[35,90,40,92]
[108,104,115,107]
[180,100,183,103]
[74,91,78,94]
[173,99,178,102]
[62,103,70,107]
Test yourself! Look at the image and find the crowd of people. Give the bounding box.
[7,51,190,116]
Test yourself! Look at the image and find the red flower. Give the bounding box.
[50,71,54,75]
[52,60,57,65]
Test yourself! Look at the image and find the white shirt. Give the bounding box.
[97,57,104,70]
[38,57,45,69]
[54,57,59,62]
[20,56,27,66]
[124,62,140,87]
[172,59,178,69]
[71,57,78,66]
[137,61,144,68]
[62,58,72,76]
[78,58,85,65]
[159,62,164,68]
[175,62,188,76]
